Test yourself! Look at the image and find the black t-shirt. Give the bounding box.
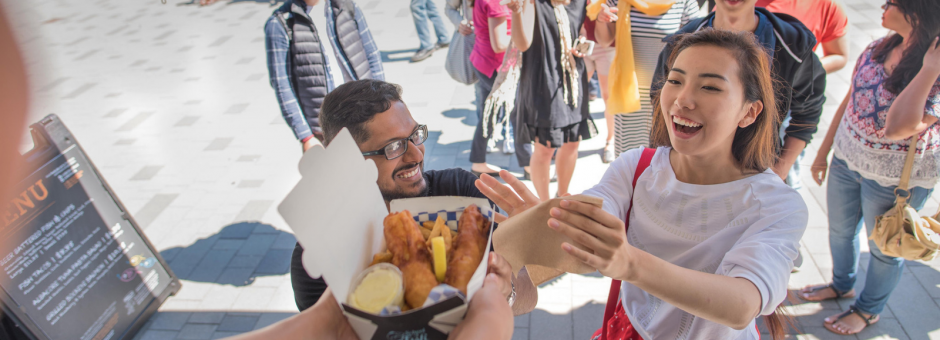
[289,168,490,311]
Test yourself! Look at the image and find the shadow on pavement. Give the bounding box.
[159,222,296,287]
[441,108,477,127]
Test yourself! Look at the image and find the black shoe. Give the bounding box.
[410,48,434,62]
[435,41,450,50]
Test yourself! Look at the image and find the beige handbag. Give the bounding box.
[871,136,940,261]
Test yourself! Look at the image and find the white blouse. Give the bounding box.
[583,147,808,340]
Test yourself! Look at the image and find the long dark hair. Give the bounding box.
[650,29,779,173]
[651,29,793,339]
[872,0,940,94]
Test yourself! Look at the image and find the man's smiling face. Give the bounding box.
[359,101,428,201]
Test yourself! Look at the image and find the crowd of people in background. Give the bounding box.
[261,0,940,337]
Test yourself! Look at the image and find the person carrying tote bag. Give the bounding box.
[870,134,940,261]
[445,0,478,85]
[801,0,940,335]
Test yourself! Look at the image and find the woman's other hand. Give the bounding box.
[475,170,541,223]
[597,3,619,23]
[811,152,829,185]
[549,200,637,282]
[448,273,514,339]
[458,22,474,36]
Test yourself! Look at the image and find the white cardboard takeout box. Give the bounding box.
[277,129,493,340]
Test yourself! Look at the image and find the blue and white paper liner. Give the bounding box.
[380,284,463,316]
[413,206,495,230]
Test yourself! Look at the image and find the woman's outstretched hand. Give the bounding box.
[549,200,636,282]
[475,170,541,223]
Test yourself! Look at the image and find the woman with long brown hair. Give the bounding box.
[802,0,940,335]
[477,29,806,339]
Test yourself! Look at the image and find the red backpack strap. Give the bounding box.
[600,147,656,340]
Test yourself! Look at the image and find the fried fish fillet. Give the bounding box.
[444,205,490,295]
[384,210,438,309]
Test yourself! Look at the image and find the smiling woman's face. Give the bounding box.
[660,45,761,158]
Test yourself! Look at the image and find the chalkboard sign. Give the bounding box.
[0,115,181,340]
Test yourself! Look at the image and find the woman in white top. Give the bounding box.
[477,29,807,339]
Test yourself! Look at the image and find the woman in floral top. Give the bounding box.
[802,0,940,335]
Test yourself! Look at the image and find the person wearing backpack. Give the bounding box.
[264,0,384,152]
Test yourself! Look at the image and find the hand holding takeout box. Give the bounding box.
[278,129,495,340]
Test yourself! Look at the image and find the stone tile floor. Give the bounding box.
[4,0,939,338]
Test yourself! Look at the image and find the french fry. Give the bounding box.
[422,221,435,229]
[370,251,393,265]
[419,227,431,239]
[426,216,446,247]
[442,223,453,254]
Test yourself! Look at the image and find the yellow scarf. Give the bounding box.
[587,0,674,114]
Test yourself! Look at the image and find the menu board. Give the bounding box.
[0,115,180,340]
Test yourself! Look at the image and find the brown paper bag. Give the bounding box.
[493,195,604,280]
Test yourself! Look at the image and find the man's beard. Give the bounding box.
[380,162,429,201]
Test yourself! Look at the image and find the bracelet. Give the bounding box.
[507,277,516,307]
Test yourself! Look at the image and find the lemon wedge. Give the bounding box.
[431,236,447,282]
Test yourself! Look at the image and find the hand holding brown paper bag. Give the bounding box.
[493,195,604,280]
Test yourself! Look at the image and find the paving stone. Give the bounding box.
[511,328,529,340]
[131,165,163,181]
[210,331,242,340]
[205,137,233,151]
[135,193,178,229]
[236,179,263,188]
[137,330,179,340]
[220,222,256,239]
[253,313,296,330]
[529,309,573,340]
[116,111,155,132]
[188,312,226,324]
[236,233,278,257]
[270,233,297,250]
[234,201,272,221]
[228,255,264,268]
[254,249,291,275]
[177,324,218,340]
[571,302,605,339]
[212,239,245,250]
[149,312,191,331]
[217,314,260,332]
[216,267,256,286]
[62,82,96,99]
[175,116,200,127]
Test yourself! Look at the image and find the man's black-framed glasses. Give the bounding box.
[884,0,898,8]
[361,125,428,160]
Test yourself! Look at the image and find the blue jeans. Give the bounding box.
[827,156,933,315]
[779,115,804,190]
[410,0,450,51]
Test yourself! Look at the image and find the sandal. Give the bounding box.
[824,305,879,335]
[799,283,854,302]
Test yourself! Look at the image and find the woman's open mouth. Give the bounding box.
[672,115,703,138]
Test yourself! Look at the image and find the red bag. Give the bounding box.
[592,147,655,340]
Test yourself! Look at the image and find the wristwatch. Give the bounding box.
[507,277,516,307]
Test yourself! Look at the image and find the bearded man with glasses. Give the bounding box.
[288,79,537,315]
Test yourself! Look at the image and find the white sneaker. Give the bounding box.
[602,144,616,163]
[487,139,498,153]
[502,138,515,154]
